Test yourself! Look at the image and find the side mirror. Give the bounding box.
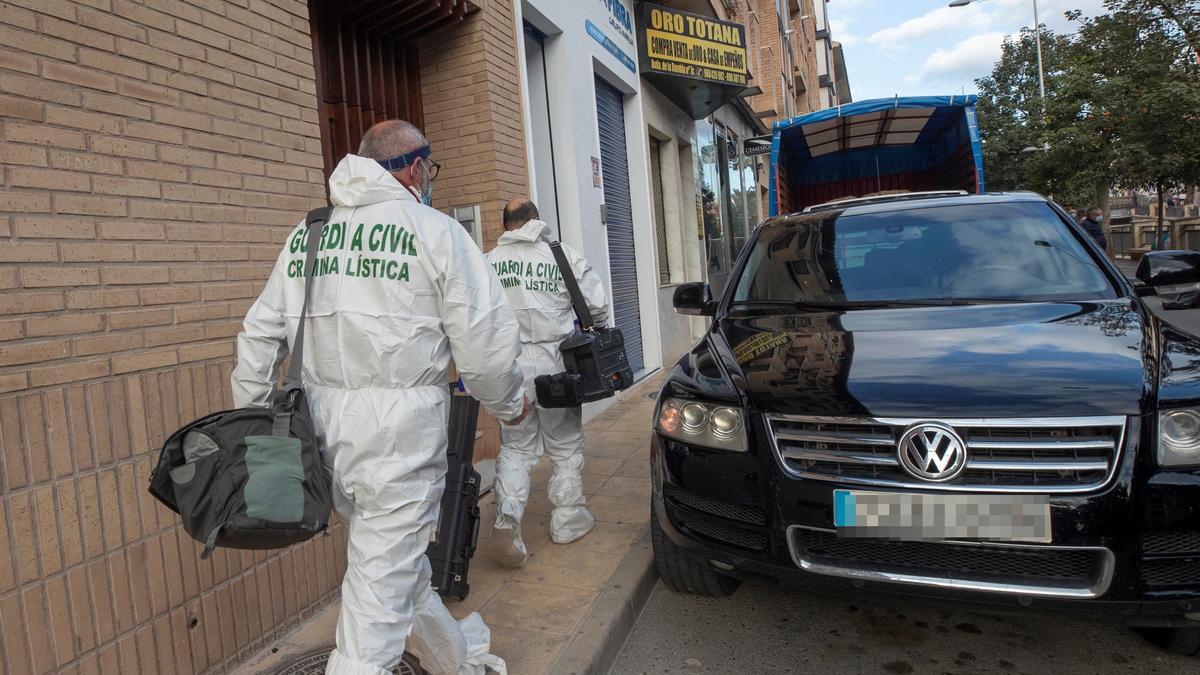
[1136,250,1200,308]
[673,282,714,316]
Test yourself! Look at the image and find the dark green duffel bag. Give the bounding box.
[148,207,334,559]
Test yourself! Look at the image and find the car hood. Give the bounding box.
[717,300,1153,418]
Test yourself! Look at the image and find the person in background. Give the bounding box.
[485,198,610,567]
[1079,206,1107,252]
[232,120,530,675]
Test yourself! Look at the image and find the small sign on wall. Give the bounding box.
[449,205,482,248]
[592,157,602,188]
[743,134,773,157]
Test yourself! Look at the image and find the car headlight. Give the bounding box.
[656,397,747,452]
[1158,409,1200,467]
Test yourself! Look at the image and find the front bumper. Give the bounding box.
[651,423,1200,627]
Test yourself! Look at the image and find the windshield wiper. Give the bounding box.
[812,298,1001,309]
[728,298,987,312]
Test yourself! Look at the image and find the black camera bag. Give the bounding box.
[148,207,334,559]
[534,242,634,408]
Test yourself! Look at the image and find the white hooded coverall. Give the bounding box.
[485,220,610,550]
[232,155,524,675]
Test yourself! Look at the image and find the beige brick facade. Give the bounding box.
[0,0,342,671]
[420,1,529,250]
[0,0,532,669]
[741,0,823,125]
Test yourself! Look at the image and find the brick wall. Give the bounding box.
[0,0,346,672]
[742,0,821,125]
[419,1,530,463]
[420,1,529,250]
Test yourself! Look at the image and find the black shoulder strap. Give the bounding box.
[548,241,594,330]
[273,206,331,434]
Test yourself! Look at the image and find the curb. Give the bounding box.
[549,523,657,675]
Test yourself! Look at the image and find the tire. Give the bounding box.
[1137,627,1200,657]
[650,499,741,597]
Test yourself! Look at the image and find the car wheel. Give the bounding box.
[1138,627,1200,656]
[650,499,741,597]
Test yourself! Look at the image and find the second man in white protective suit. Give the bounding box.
[485,198,611,567]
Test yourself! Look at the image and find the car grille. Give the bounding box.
[767,415,1126,493]
[1142,559,1200,588]
[789,527,1114,598]
[1141,531,1200,589]
[665,488,770,551]
[679,514,770,551]
[667,489,767,526]
[1143,531,1200,556]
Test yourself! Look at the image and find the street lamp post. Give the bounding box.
[950,0,1046,107]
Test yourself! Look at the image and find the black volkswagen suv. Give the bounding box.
[651,192,1200,655]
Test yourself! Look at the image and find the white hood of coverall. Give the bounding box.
[486,220,610,548]
[232,154,521,675]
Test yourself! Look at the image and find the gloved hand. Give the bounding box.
[503,397,533,426]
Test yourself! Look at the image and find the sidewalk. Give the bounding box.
[236,372,664,674]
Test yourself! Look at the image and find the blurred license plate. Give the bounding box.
[833,490,1051,543]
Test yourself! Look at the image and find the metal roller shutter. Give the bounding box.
[594,76,644,373]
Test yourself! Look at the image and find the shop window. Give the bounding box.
[698,117,762,282]
[649,136,670,285]
[308,1,466,178]
[697,120,726,276]
[723,128,746,256]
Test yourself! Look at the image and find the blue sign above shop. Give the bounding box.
[586,19,637,73]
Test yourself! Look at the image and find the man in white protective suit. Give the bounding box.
[485,198,610,567]
[231,120,531,675]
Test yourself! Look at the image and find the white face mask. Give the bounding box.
[413,158,433,206]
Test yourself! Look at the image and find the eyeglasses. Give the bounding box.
[424,157,441,181]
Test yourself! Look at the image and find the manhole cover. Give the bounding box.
[273,646,425,675]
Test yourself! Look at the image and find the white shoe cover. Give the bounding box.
[407,605,507,675]
[326,648,390,675]
[550,505,594,544]
[490,525,528,567]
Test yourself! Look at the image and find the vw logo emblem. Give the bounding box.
[897,422,967,482]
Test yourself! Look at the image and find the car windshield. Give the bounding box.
[732,201,1117,307]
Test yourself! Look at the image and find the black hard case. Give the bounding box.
[560,326,634,402]
[427,387,482,599]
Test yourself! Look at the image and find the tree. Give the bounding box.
[975,27,1104,210]
[1109,0,1200,55]
[1074,4,1200,247]
[976,3,1200,246]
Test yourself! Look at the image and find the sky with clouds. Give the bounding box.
[829,0,1110,102]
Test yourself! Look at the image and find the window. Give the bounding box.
[734,202,1116,304]
[696,120,726,275]
[722,127,744,256]
[649,136,670,284]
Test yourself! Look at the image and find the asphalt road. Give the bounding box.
[611,580,1197,674]
[614,267,1200,674]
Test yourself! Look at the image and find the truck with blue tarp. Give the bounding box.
[768,95,986,216]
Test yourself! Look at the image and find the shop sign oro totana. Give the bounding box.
[637,3,748,87]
